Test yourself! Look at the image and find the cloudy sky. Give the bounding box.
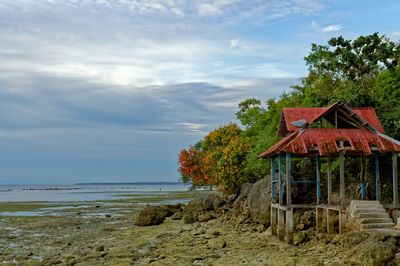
[0,0,399,184]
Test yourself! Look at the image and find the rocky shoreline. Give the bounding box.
[2,182,400,265]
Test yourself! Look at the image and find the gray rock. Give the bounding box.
[134,206,169,226]
[183,211,198,224]
[198,213,213,222]
[187,194,225,211]
[233,183,254,212]
[226,194,238,205]
[245,178,271,226]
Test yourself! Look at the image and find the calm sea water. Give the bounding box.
[0,183,191,202]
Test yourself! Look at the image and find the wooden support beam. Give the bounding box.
[316,207,323,233]
[286,153,291,205]
[278,153,284,205]
[327,209,335,234]
[271,157,276,201]
[339,208,346,234]
[327,156,332,205]
[335,108,338,128]
[393,152,398,205]
[375,154,380,201]
[278,209,285,241]
[285,208,294,244]
[361,154,366,199]
[316,154,321,204]
[271,207,277,236]
[340,151,345,205]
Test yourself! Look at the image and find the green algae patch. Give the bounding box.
[0,202,49,212]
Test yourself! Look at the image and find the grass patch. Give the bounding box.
[0,203,49,212]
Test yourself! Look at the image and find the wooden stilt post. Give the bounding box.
[327,209,335,234]
[340,151,345,205]
[316,207,323,232]
[375,154,380,201]
[316,153,321,204]
[278,209,285,241]
[271,206,277,236]
[327,156,332,205]
[286,208,293,244]
[393,152,398,205]
[361,154,366,199]
[278,153,283,205]
[339,208,346,234]
[271,156,276,201]
[286,153,291,205]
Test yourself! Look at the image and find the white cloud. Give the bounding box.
[392,32,400,36]
[311,20,343,33]
[229,38,240,49]
[322,24,343,33]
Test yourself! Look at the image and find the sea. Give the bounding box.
[0,182,191,202]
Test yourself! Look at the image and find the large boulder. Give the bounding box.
[187,194,225,211]
[134,206,169,226]
[245,178,271,226]
[233,183,254,212]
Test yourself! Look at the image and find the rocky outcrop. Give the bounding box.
[181,194,226,224]
[342,231,398,265]
[135,205,182,226]
[232,183,253,212]
[187,194,225,211]
[245,178,271,226]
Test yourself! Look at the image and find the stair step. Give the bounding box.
[354,209,387,214]
[361,222,394,229]
[357,213,390,219]
[351,200,380,204]
[360,218,393,224]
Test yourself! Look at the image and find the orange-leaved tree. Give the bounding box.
[178,144,212,187]
[178,123,254,193]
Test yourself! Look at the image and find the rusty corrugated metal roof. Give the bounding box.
[259,128,400,157]
[280,104,384,135]
[352,107,384,133]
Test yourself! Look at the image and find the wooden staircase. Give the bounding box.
[348,200,394,229]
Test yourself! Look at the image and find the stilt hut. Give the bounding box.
[259,101,400,244]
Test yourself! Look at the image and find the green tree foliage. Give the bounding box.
[302,33,399,106]
[374,66,400,139]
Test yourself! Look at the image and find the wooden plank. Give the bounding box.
[279,152,284,204]
[375,154,380,201]
[285,208,294,244]
[327,156,332,204]
[286,153,291,205]
[340,151,345,205]
[393,152,398,205]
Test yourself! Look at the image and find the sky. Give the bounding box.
[0,0,399,184]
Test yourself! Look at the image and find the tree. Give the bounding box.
[178,144,211,188]
[202,123,254,193]
[374,66,400,139]
[303,33,399,106]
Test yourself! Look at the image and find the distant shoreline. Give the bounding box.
[75,182,183,185]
